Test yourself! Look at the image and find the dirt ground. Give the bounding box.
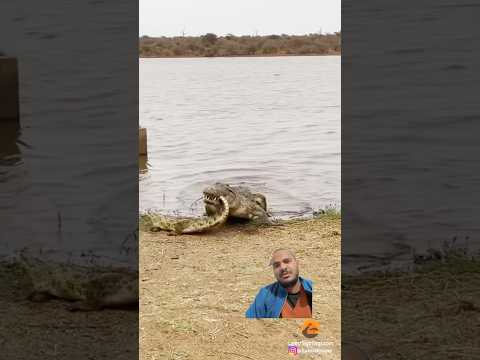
[140,216,341,360]
[0,261,138,360]
[343,259,480,360]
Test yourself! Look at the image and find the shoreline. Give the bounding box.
[139,33,340,59]
[139,52,341,59]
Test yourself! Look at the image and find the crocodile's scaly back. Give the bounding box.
[19,253,97,301]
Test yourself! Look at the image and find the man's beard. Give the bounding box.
[279,273,299,289]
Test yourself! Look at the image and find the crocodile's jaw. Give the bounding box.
[180,195,229,234]
[204,191,236,216]
[229,203,269,222]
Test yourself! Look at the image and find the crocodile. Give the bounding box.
[18,252,138,311]
[140,183,272,235]
[203,183,270,224]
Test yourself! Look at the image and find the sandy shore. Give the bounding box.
[140,216,341,359]
[0,216,339,360]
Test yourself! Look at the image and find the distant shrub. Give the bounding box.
[242,44,254,55]
[201,33,218,46]
[261,39,279,55]
[288,38,307,48]
[204,47,218,57]
[298,44,320,55]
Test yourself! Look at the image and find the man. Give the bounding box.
[245,249,312,318]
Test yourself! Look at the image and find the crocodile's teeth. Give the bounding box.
[204,193,220,202]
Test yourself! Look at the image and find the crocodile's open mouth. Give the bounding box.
[203,185,237,206]
[203,192,221,206]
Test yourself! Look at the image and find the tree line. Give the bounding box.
[139,33,341,57]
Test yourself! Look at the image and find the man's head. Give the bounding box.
[270,249,300,289]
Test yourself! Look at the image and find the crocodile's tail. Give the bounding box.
[180,195,229,234]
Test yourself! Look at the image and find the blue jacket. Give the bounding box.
[245,277,313,318]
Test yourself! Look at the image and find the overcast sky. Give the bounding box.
[139,0,341,37]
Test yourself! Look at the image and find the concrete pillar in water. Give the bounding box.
[139,127,148,156]
[0,56,20,122]
[139,155,148,172]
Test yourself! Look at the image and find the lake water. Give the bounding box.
[0,0,138,266]
[341,1,480,273]
[139,56,341,219]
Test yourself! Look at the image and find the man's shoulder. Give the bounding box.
[246,281,284,318]
[300,277,313,292]
[259,281,281,293]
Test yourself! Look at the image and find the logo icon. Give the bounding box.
[301,320,320,338]
[288,344,299,356]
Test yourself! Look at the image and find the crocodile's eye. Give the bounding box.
[254,195,267,210]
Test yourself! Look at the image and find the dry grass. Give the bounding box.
[140,216,341,360]
[342,259,480,359]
